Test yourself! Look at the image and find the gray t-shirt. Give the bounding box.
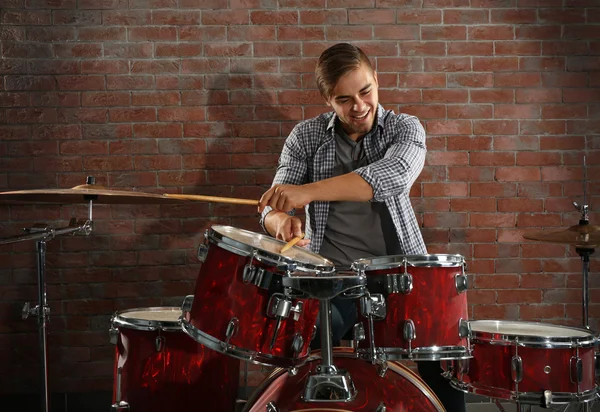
[318,122,401,270]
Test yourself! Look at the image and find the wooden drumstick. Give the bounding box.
[280,233,305,253]
[163,193,258,206]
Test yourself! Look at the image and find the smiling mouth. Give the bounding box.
[352,110,370,121]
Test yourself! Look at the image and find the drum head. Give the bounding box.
[352,253,464,271]
[469,320,596,346]
[113,307,182,331]
[209,225,334,273]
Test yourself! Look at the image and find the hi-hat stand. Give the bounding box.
[0,205,93,412]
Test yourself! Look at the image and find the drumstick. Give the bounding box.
[280,233,305,253]
[164,193,258,206]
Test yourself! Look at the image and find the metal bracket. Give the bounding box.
[386,272,413,294]
[570,356,583,384]
[266,401,279,412]
[224,317,239,347]
[455,273,468,294]
[458,318,471,338]
[291,334,304,357]
[266,293,303,321]
[543,390,553,408]
[155,334,165,352]
[109,327,119,345]
[511,355,523,383]
[404,319,416,341]
[360,294,386,320]
[181,295,194,314]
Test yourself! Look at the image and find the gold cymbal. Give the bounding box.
[523,223,600,249]
[0,184,186,205]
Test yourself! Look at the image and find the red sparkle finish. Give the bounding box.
[188,244,320,366]
[245,348,445,411]
[112,321,240,411]
[453,338,596,399]
[356,263,468,357]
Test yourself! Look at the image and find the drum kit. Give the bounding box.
[0,176,599,412]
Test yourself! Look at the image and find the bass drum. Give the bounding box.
[244,348,445,412]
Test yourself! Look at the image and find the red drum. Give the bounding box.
[244,348,445,412]
[353,254,470,361]
[110,307,240,412]
[448,320,598,406]
[182,225,335,368]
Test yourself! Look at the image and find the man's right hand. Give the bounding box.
[264,211,311,247]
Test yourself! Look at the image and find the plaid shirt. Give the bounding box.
[261,104,427,256]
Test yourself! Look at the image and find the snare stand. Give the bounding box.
[302,298,357,402]
[0,206,93,412]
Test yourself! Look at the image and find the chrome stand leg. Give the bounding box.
[516,403,531,412]
[36,240,50,412]
[319,299,334,369]
[576,247,594,330]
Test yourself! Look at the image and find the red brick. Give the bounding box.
[473,120,518,135]
[423,89,468,103]
[447,41,493,56]
[516,152,561,166]
[515,25,561,40]
[564,25,600,39]
[496,41,541,56]
[543,289,581,304]
[541,166,583,182]
[134,155,181,171]
[152,10,200,25]
[249,11,298,25]
[423,57,471,72]
[520,57,565,72]
[205,42,252,57]
[520,304,565,320]
[397,9,441,23]
[494,104,539,119]
[401,105,446,119]
[448,166,494,181]
[497,289,542,304]
[473,57,519,71]
[425,151,468,166]
[32,124,82,140]
[33,156,81,172]
[447,136,492,150]
[131,60,180,74]
[7,141,57,157]
[232,58,278,73]
[498,198,543,212]
[423,182,468,197]
[476,274,520,289]
[493,136,539,151]
[278,26,324,41]
[545,42,589,57]
[134,123,182,138]
[473,305,519,320]
[155,43,202,57]
[7,108,57,123]
[492,9,536,23]
[426,120,471,135]
[541,73,587,88]
[517,182,562,198]
[107,75,153,90]
[182,154,231,170]
[57,108,108,123]
[496,167,541,182]
[158,107,205,122]
[325,26,372,41]
[423,212,468,228]
[563,89,600,103]
[471,89,514,103]
[516,88,562,103]
[451,198,496,212]
[300,10,347,25]
[82,92,130,107]
[110,140,158,155]
[60,141,108,155]
[542,104,587,120]
[466,289,496,305]
[473,244,519,258]
[447,105,492,119]
[77,27,125,41]
[469,25,514,40]
[109,107,156,123]
[494,72,541,87]
[521,243,568,258]
[57,75,105,91]
[131,91,180,106]
[182,90,228,106]
[179,26,226,42]
[102,10,151,25]
[450,228,496,242]
[379,90,422,104]
[447,73,493,88]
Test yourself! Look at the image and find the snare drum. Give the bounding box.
[449,320,598,406]
[243,348,445,412]
[352,254,470,361]
[110,307,240,412]
[181,225,335,368]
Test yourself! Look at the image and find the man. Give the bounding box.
[258,43,465,412]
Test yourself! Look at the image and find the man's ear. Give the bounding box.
[373,70,379,87]
[324,97,332,107]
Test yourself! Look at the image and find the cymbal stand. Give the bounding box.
[573,201,594,330]
[0,203,93,412]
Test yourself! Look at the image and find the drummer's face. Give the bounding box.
[325,63,379,142]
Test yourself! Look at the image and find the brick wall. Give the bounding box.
[0,0,598,395]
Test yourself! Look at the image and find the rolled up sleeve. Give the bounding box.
[354,114,426,202]
[259,126,309,230]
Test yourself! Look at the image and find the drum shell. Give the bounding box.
[112,313,240,411]
[357,260,468,356]
[187,243,320,364]
[244,348,445,412]
[455,334,596,398]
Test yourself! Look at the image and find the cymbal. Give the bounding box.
[523,223,600,249]
[0,184,186,205]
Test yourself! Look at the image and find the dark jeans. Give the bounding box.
[310,296,466,412]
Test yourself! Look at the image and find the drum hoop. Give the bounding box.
[208,225,335,274]
[469,320,597,348]
[450,380,597,405]
[352,254,465,271]
[111,307,182,332]
[242,349,445,412]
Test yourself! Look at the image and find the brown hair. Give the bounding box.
[315,43,374,100]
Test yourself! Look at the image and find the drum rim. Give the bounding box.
[352,253,465,271]
[209,225,335,274]
[450,379,598,405]
[111,306,182,331]
[241,348,445,412]
[468,320,597,347]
